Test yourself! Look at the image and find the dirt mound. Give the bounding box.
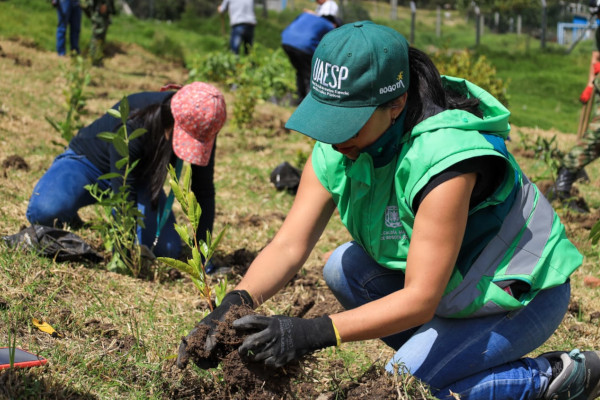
[180,305,319,399]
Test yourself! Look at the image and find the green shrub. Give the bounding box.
[189,50,238,83]
[150,31,185,64]
[189,44,295,127]
[432,49,510,107]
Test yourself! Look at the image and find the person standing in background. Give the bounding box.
[309,0,339,18]
[551,1,600,213]
[53,0,82,56]
[281,13,340,105]
[217,0,257,55]
[81,0,115,66]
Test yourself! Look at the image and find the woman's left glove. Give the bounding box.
[233,315,338,368]
[176,290,253,369]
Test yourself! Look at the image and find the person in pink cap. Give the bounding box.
[27,82,226,258]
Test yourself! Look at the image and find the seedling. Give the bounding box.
[85,96,147,277]
[157,164,227,311]
[590,220,600,247]
[515,131,563,182]
[45,54,91,146]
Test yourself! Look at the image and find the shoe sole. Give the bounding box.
[584,351,600,400]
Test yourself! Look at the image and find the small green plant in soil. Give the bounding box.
[589,219,600,258]
[515,130,564,182]
[45,54,91,146]
[85,97,148,277]
[157,163,227,310]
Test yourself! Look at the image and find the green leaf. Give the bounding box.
[199,241,209,259]
[98,172,121,180]
[167,164,177,181]
[174,224,191,246]
[45,116,61,132]
[187,192,200,229]
[119,97,130,124]
[129,128,147,140]
[190,276,206,293]
[157,257,201,280]
[215,277,228,306]
[590,220,600,244]
[182,164,191,191]
[112,136,129,157]
[97,132,117,142]
[130,159,140,171]
[115,157,129,169]
[211,226,227,251]
[192,247,202,270]
[170,179,185,210]
[116,125,126,138]
[107,109,121,119]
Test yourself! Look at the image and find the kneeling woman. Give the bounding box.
[27,82,226,258]
[177,23,599,400]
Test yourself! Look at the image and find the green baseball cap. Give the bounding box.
[285,21,410,144]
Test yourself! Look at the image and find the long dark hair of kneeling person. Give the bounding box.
[127,93,176,209]
[404,47,482,133]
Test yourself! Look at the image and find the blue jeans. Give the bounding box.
[230,23,254,55]
[323,241,570,400]
[56,0,81,55]
[27,149,181,258]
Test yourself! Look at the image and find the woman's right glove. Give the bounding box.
[176,289,253,369]
[580,85,594,104]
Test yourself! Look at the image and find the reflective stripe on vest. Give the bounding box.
[436,176,554,317]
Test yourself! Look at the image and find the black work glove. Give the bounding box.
[233,315,338,368]
[176,289,253,369]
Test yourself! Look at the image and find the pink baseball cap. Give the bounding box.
[171,82,226,166]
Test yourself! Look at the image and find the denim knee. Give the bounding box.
[26,197,75,226]
[322,242,353,293]
[27,195,55,225]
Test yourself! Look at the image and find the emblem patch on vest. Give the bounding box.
[384,206,401,228]
[381,206,407,241]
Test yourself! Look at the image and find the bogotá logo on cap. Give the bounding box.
[311,57,350,99]
[379,71,405,95]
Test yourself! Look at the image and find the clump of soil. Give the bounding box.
[182,304,320,399]
[2,155,29,171]
[176,302,413,399]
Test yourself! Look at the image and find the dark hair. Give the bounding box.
[322,15,342,27]
[403,47,482,132]
[128,93,175,207]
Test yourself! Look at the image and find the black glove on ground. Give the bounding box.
[233,314,337,368]
[176,289,253,369]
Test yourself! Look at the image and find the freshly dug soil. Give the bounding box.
[178,304,413,399]
[182,304,321,399]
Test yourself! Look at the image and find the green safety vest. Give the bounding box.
[312,76,582,318]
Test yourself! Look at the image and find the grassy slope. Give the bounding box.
[1,1,600,399]
[1,0,592,134]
